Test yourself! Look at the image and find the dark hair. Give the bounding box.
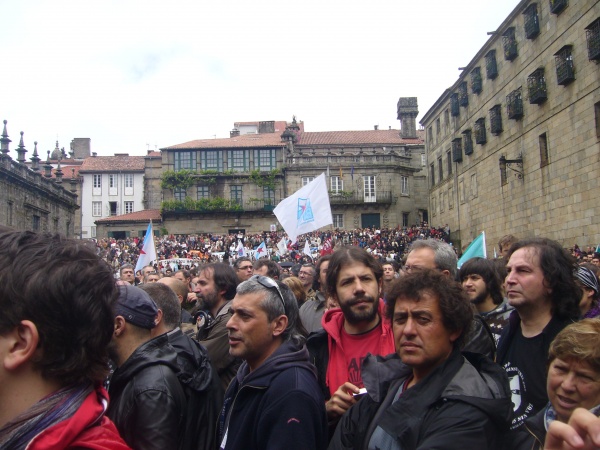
[506,238,581,320]
[237,277,306,346]
[385,269,473,349]
[139,283,181,330]
[0,230,117,385]
[381,261,399,272]
[315,254,332,290]
[233,257,252,270]
[498,235,518,253]
[458,257,504,305]
[175,269,191,281]
[200,263,239,300]
[120,263,134,275]
[253,260,281,279]
[326,246,383,299]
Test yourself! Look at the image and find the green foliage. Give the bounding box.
[249,169,281,189]
[161,170,196,190]
[161,197,244,214]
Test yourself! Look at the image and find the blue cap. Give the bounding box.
[115,285,158,329]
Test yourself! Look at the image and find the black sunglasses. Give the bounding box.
[252,275,286,311]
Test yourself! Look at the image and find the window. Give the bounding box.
[507,87,524,120]
[402,213,409,227]
[438,157,443,182]
[201,150,222,171]
[427,127,433,145]
[302,176,315,186]
[231,185,243,206]
[91,226,96,238]
[523,3,540,39]
[254,149,276,171]
[539,133,549,167]
[444,110,449,133]
[431,196,437,217]
[124,173,133,188]
[528,68,548,104]
[332,214,344,228]
[92,201,102,217]
[228,150,248,172]
[446,151,453,175]
[430,164,435,187]
[174,188,186,201]
[330,176,343,194]
[448,187,454,209]
[490,105,503,135]
[363,176,376,203]
[93,174,101,188]
[436,118,441,135]
[421,153,426,167]
[475,118,487,144]
[109,174,117,188]
[109,202,118,216]
[452,138,463,162]
[263,187,275,206]
[450,93,459,117]
[554,45,575,85]
[197,186,210,199]
[502,27,518,61]
[470,173,478,198]
[586,19,600,61]
[401,176,409,195]
[471,67,482,94]
[463,130,473,156]
[124,201,134,214]
[550,0,568,15]
[440,192,445,212]
[459,179,465,203]
[458,82,468,107]
[174,151,197,171]
[485,50,498,80]
[596,102,600,138]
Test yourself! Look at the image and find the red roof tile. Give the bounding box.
[95,209,162,224]
[49,165,82,179]
[79,155,146,172]
[298,129,424,146]
[162,132,287,150]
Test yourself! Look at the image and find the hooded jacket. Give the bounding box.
[307,300,395,400]
[168,328,224,450]
[107,334,186,450]
[26,385,130,450]
[217,341,328,450]
[329,349,513,450]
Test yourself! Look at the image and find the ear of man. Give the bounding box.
[271,315,288,338]
[3,320,40,371]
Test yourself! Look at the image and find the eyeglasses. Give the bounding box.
[237,265,253,271]
[401,264,425,273]
[252,275,286,311]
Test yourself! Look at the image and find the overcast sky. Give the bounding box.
[2,0,518,157]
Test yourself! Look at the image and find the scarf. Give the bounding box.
[544,402,600,431]
[0,382,92,450]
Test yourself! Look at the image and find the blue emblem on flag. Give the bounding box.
[297,198,314,227]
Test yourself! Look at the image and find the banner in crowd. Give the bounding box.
[135,222,157,272]
[273,173,333,243]
[457,232,486,268]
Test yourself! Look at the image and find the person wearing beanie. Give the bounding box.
[574,266,600,318]
[107,284,186,450]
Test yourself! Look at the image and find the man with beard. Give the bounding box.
[459,257,513,345]
[307,247,395,425]
[193,263,241,391]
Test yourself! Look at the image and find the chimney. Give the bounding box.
[374,125,379,131]
[92,152,97,157]
[397,97,419,139]
[230,128,240,138]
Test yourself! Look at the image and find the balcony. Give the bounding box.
[462,130,473,155]
[554,45,575,86]
[502,28,518,61]
[450,93,460,117]
[475,118,487,144]
[528,68,547,104]
[471,68,482,94]
[550,0,568,15]
[507,88,524,120]
[490,105,503,135]
[485,50,498,80]
[458,81,468,106]
[586,19,600,61]
[523,4,540,39]
[329,191,393,205]
[452,138,463,163]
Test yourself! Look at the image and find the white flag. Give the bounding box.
[273,173,332,243]
[277,238,288,255]
[135,222,157,273]
[304,240,312,259]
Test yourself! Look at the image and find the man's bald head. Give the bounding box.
[158,277,188,304]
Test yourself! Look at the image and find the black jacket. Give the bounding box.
[107,334,186,450]
[168,327,224,450]
[329,349,513,450]
[508,407,546,450]
[218,341,328,450]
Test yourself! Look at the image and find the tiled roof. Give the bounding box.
[95,209,162,224]
[79,155,146,172]
[145,151,161,158]
[233,120,290,132]
[298,129,425,146]
[50,165,82,179]
[162,132,287,150]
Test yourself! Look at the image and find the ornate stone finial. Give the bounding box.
[44,150,53,178]
[16,131,27,163]
[30,141,41,171]
[1,120,12,156]
[70,168,77,193]
[51,140,62,161]
[54,159,63,184]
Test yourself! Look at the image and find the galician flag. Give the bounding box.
[236,240,247,257]
[255,241,268,259]
[304,239,312,259]
[457,232,487,269]
[273,173,333,243]
[277,237,288,256]
[135,222,157,273]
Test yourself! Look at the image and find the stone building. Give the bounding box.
[420,0,600,252]
[0,121,79,236]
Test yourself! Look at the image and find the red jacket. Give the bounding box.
[27,386,130,450]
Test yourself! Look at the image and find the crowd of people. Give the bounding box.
[1,224,600,450]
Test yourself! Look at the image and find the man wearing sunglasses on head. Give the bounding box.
[218,275,327,450]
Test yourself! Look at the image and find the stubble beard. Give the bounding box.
[340,295,379,325]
